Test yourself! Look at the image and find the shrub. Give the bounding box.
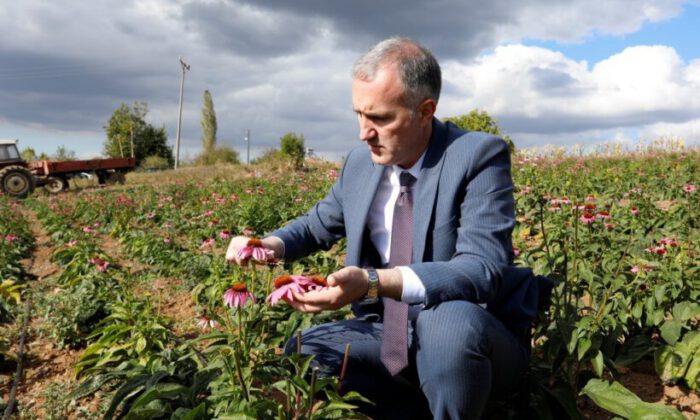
[139,155,171,171]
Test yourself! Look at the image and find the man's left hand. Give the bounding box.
[290,266,368,313]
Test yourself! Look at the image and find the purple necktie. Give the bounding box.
[381,171,416,376]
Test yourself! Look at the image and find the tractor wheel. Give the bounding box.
[45,176,69,193]
[0,165,35,198]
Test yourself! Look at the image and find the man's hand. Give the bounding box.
[290,266,404,313]
[225,235,284,265]
[290,266,369,313]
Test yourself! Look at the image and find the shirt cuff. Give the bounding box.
[397,266,426,304]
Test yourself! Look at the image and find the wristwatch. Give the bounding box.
[362,268,379,304]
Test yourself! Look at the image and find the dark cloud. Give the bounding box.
[1,0,697,157]
[181,1,326,57]
[528,67,584,96]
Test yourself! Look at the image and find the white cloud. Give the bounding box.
[439,44,700,148]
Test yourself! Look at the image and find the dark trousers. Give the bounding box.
[285,301,529,420]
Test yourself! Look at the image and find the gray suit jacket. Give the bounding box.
[270,118,545,333]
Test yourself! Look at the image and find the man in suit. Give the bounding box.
[227,37,543,419]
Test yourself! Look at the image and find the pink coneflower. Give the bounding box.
[236,238,276,265]
[203,210,215,217]
[163,222,172,229]
[512,246,521,257]
[630,207,640,215]
[550,197,570,204]
[519,186,532,194]
[163,237,172,244]
[580,212,596,224]
[242,228,254,236]
[596,211,612,220]
[682,184,695,193]
[67,240,77,247]
[659,237,679,247]
[629,188,642,194]
[4,234,18,242]
[328,169,338,179]
[197,316,219,330]
[82,226,94,233]
[224,283,256,308]
[645,246,667,256]
[219,229,231,240]
[604,223,615,230]
[585,196,596,202]
[631,264,654,273]
[548,205,562,212]
[266,275,315,306]
[200,238,216,250]
[307,275,328,292]
[90,256,109,272]
[146,212,156,219]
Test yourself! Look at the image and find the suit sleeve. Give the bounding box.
[410,136,514,306]
[267,154,349,261]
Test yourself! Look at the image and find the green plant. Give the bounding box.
[39,279,111,348]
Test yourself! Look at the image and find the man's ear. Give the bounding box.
[418,99,437,124]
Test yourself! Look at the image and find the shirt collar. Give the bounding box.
[392,149,426,181]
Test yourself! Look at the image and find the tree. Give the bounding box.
[443,109,515,153]
[103,101,174,165]
[53,145,77,161]
[201,90,217,152]
[193,146,240,166]
[21,147,37,161]
[280,132,305,169]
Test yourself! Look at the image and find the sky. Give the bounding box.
[1,0,700,161]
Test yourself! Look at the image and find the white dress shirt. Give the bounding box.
[366,154,427,304]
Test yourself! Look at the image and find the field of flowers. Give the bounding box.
[0,148,698,419]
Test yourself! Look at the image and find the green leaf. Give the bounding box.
[684,347,700,391]
[615,335,652,367]
[592,350,604,377]
[672,301,700,322]
[125,399,171,419]
[655,346,690,384]
[578,337,592,361]
[660,320,683,345]
[581,379,685,420]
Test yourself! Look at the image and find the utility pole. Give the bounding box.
[174,56,190,169]
[244,129,250,165]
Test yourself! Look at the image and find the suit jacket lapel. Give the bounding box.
[414,119,448,262]
[346,162,384,266]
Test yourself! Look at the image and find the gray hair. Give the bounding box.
[353,37,442,109]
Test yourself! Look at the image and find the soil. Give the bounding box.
[1,194,698,419]
[0,202,196,419]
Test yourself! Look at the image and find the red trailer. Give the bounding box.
[0,139,136,197]
[29,157,136,192]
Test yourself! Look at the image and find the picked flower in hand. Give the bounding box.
[267,274,327,306]
[237,238,276,265]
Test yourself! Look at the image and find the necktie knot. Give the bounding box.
[399,171,416,193]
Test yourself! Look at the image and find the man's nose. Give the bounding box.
[359,119,377,141]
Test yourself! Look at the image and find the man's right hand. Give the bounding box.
[225,235,284,265]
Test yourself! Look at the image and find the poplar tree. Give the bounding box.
[201,90,217,152]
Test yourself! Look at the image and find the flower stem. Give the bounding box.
[232,348,249,401]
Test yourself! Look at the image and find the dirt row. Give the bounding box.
[0,205,196,418]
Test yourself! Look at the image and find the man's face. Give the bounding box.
[352,64,434,168]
